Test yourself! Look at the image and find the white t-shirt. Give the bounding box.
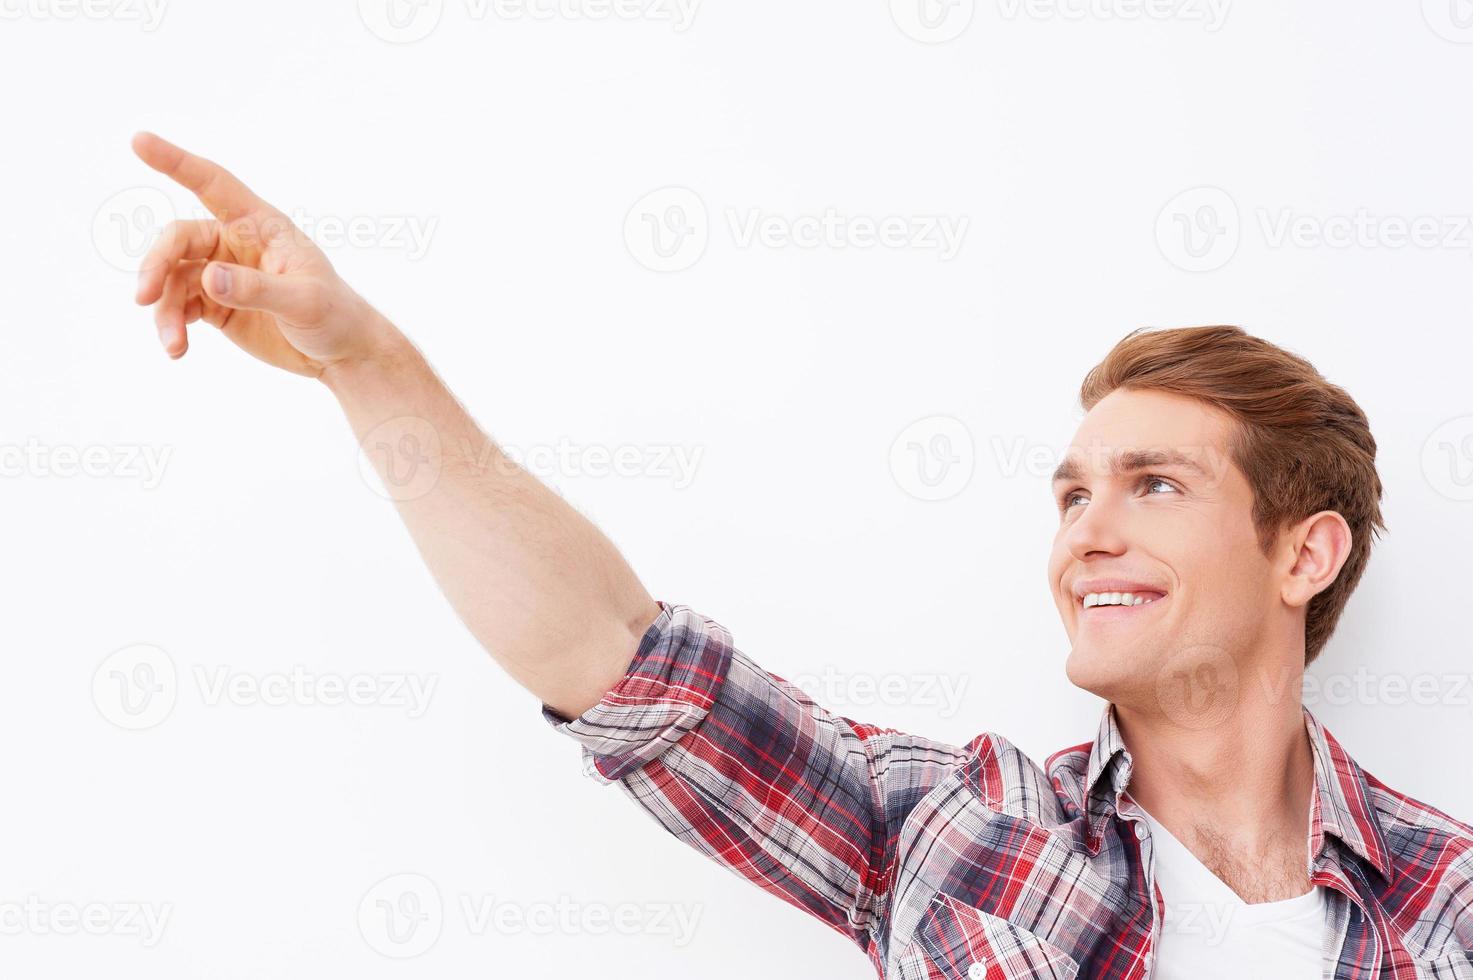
[1133,803,1328,980]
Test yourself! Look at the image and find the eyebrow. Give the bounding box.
[1050,448,1211,486]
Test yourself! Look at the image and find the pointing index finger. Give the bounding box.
[131,131,271,223]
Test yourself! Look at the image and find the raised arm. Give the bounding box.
[130,132,660,718]
[130,136,984,963]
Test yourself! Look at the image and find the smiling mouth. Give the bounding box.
[1078,590,1168,612]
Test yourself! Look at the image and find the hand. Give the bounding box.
[131,132,399,378]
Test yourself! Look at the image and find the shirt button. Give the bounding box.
[967,965,987,980]
[1135,823,1149,840]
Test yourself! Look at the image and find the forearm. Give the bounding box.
[128,133,656,715]
[320,313,661,719]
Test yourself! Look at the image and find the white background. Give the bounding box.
[3,1,1473,976]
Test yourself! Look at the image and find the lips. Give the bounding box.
[1081,593,1168,614]
[1070,580,1169,613]
[1084,590,1165,606]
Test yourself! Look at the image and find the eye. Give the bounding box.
[1142,475,1178,495]
[1059,476,1176,513]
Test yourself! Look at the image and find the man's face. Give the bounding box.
[1047,387,1282,708]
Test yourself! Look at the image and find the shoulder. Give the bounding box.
[1366,767,1473,858]
[1363,769,1473,952]
[941,730,1077,827]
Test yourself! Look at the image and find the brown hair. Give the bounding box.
[1078,325,1385,665]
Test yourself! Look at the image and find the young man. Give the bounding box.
[131,132,1473,979]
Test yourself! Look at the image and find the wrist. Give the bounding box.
[317,312,419,396]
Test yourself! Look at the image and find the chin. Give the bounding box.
[1064,643,1138,702]
[1064,644,1107,695]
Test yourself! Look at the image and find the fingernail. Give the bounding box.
[212,265,232,295]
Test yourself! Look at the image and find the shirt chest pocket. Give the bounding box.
[899,893,1080,980]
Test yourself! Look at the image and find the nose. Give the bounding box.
[1062,494,1128,562]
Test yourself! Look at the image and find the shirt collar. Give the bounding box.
[1302,705,1393,879]
[1083,702,1392,880]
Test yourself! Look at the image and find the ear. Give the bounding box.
[1279,510,1353,609]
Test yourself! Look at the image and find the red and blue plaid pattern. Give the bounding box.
[542,603,1473,978]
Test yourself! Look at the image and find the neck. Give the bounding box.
[1112,676,1317,902]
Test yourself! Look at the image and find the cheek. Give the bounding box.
[1045,538,1069,589]
[1187,529,1270,610]
[1213,513,1269,566]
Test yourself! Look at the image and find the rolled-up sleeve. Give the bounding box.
[540,601,973,958]
[540,600,733,783]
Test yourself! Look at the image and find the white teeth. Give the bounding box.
[1081,591,1160,608]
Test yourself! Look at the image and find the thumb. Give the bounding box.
[203,262,327,323]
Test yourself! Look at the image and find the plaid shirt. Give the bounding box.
[542,603,1473,979]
